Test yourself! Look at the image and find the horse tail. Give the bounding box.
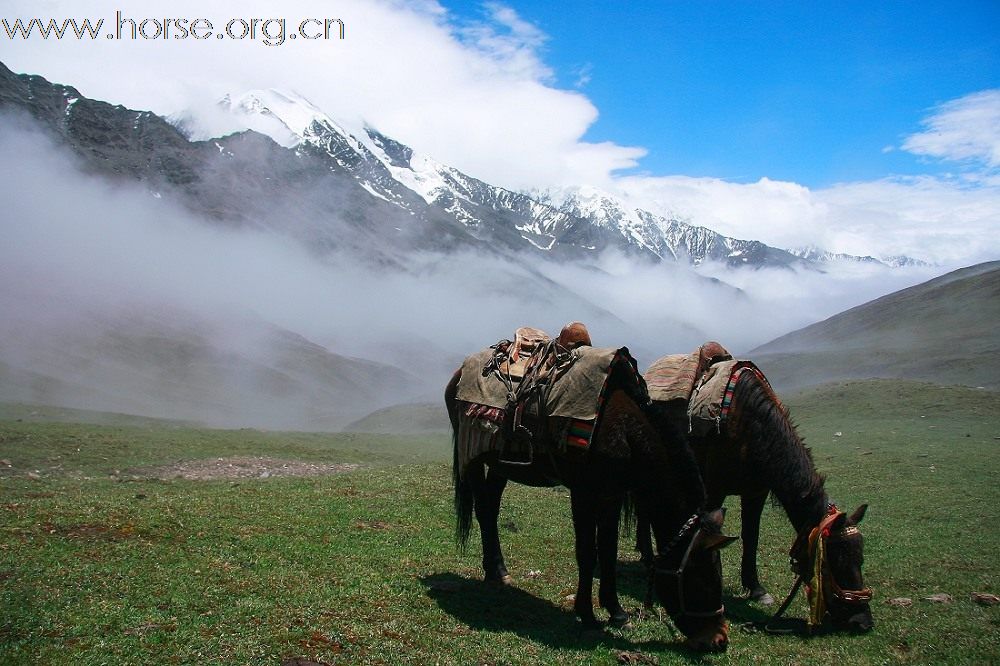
[453,444,477,551]
[446,368,475,550]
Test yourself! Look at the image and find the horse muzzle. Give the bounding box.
[833,606,874,633]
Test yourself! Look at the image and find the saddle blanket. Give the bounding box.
[644,341,732,403]
[454,344,642,467]
[455,345,632,421]
[645,343,770,435]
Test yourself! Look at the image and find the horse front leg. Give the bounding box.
[740,491,773,604]
[570,490,600,628]
[475,466,511,584]
[597,490,629,627]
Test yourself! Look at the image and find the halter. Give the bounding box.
[651,513,726,621]
[788,505,873,629]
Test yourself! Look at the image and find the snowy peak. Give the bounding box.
[222,88,380,169]
[222,88,433,207]
[556,187,668,257]
[216,87,923,269]
[221,88,465,207]
[364,126,413,169]
[547,186,808,267]
[1,60,928,275]
[221,89,325,148]
[788,247,930,268]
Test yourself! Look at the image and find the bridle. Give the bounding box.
[651,513,726,622]
[784,505,873,630]
[813,524,874,605]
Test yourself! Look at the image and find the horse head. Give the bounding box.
[652,508,738,651]
[822,504,873,632]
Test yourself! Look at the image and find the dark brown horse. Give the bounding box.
[637,358,873,633]
[445,343,736,651]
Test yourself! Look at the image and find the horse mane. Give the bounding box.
[643,400,707,513]
[599,357,707,522]
[730,370,827,531]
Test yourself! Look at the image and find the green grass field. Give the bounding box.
[2,380,998,665]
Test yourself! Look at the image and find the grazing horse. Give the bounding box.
[637,352,874,633]
[446,335,735,651]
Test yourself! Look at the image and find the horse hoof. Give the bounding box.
[486,574,513,587]
[746,587,774,605]
[606,609,631,629]
[608,616,631,630]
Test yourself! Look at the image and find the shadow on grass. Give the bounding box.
[421,572,699,659]
[724,594,819,638]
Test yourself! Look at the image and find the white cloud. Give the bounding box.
[613,175,829,251]
[816,176,1000,264]
[613,170,1000,266]
[902,89,1000,168]
[1,0,641,190]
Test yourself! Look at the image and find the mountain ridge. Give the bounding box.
[0,61,924,269]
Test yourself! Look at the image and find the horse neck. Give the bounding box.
[729,372,828,533]
[620,397,707,551]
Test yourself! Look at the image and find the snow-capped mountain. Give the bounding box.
[217,88,596,259]
[788,247,931,268]
[219,92,914,269]
[552,186,807,267]
[0,61,942,429]
[0,60,919,270]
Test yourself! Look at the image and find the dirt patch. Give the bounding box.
[40,522,139,540]
[130,456,359,481]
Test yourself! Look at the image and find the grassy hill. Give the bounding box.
[0,401,202,429]
[750,261,1000,392]
[342,402,451,434]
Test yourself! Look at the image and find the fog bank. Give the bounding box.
[0,118,942,427]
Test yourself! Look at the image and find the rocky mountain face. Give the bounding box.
[0,61,907,270]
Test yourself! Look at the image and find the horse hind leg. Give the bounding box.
[740,491,774,605]
[570,490,601,628]
[474,466,511,585]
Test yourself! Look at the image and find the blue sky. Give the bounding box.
[446,1,1000,187]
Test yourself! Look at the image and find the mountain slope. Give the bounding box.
[750,261,1000,390]
[0,306,422,430]
[341,403,450,434]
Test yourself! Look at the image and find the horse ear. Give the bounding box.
[700,533,739,552]
[703,507,726,529]
[696,509,737,551]
[849,504,868,525]
[830,511,848,532]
